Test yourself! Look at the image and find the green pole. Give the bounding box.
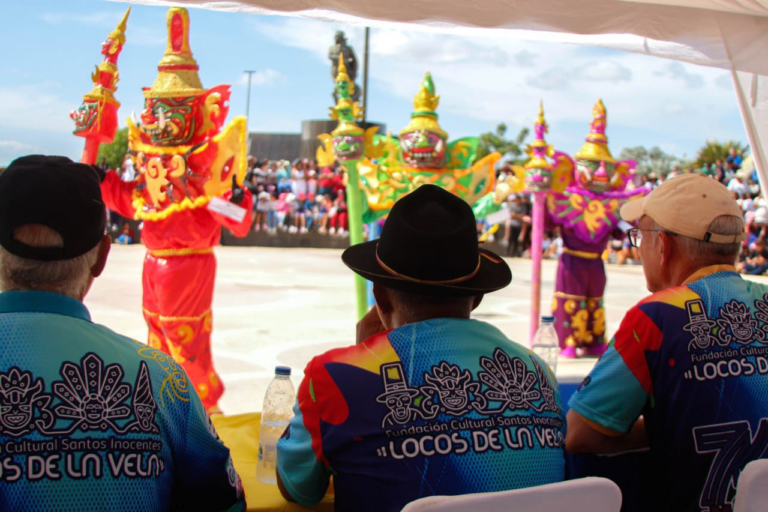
[345,160,368,320]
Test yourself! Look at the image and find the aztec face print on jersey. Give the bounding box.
[277,318,566,512]
[569,269,768,512]
[0,354,160,438]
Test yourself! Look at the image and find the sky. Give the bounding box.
[0,0,749,167]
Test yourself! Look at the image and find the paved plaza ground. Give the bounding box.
[85,245,655,414]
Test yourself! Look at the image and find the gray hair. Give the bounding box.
[0,224,100,299]
[671,215,743,262]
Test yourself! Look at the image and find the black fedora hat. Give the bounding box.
[342,185,511,297]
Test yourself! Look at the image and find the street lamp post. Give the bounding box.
[362,28,369,124]
[244,70,256,128]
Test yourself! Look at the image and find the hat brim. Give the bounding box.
[683,320,716,331]
[619,196,647,222]
[342,240,512,298]
[375,388,421,402]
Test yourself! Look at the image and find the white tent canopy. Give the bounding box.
[125,0,768,190]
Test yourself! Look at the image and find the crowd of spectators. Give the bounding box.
[109,150,768,277]
[490,150,768,275]
[244,156,352,236]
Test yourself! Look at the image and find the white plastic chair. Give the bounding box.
[401,477,622,512]
[734,459,768,512]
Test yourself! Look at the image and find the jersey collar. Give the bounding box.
[0,290,91,322]
[682,264,739,285]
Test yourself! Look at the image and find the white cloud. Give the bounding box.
[0,84,76,133]
[715,73,733,90]
[573,61,632,83]
[250,17,340,62]
[215,16,746,156]
[527,68,570,91]
[238,69,286,87]
[515,50,538,68]
[42,11,164,48]
[663,62,705,89]
[660,142,682,154]
[129,26,167,48]
[41,12,116,26]
[0,141,41,167]
[662,103,684,115]
[0,141,36,152]
[372,30,508,66]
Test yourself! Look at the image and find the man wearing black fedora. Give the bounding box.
[277,185,566,512]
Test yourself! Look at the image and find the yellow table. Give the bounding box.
[212,413,335,512]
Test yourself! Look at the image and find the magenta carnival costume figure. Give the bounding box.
[548,100,646,358]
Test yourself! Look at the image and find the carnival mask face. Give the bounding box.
[100,37,120,58]
[575,159,614,193]
[83,395,107,424]
[0,400,32,430]
[337,80,351,99]
[138,96,198,146]
[689,323,714,349]
[333,134,364,161]
[71,102,100,136]
[135,404,153,429]
[384,392,413,424]
[525,168,553,192]
[400,130,447,168]
[721,301,755,341]
[438,382,469,411]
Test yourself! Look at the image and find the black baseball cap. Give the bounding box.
[0,155,106,261]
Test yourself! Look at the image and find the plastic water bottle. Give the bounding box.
[532,316,559,375]
[257,366,295,484]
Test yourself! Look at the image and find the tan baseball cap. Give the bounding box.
[620,173,747,243]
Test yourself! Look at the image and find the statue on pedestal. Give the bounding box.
[329,30,361,104]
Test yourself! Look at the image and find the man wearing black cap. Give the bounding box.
[0,156,244,511]
[276,185,565,512]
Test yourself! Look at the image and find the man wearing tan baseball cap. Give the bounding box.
[565,173,765,511]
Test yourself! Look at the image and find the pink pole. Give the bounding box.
[529,192,545,346]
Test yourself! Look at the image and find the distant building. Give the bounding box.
[248,132,301,161]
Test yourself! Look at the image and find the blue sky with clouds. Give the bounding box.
[0,0,748,166]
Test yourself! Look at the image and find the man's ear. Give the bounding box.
[471,294,484,311]
[372,282,393,315]
[91,235,111,278]
[659,231,673,267]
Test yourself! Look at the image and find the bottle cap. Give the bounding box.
[541,316,555,323]
[275,366,291,376]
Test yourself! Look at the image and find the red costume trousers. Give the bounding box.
[142,249,223,409]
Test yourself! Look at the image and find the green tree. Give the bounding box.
[618,146,686,176]
[96,127,129,169]
[476,123,530,162]
[694,140,746,168]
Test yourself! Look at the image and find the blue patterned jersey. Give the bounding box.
[569,266,768,511]
[277,318,565,512]
[0,291,244,511]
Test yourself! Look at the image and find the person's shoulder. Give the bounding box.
[308,331,394,370]
[88,324,184,377]
[634,283,701,314]
[401,318,520,346]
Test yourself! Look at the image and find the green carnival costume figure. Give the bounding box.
[317,56,369,319]
[320,72,499,224]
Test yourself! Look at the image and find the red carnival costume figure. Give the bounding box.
[96,8,253,410]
